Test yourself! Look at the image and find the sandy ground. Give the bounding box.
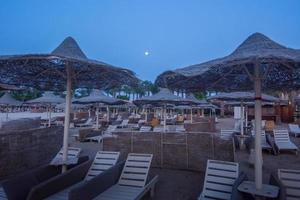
[69,118,300,200]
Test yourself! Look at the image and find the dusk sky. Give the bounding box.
[1,0,300,81]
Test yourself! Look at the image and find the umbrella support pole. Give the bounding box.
[48,106,52,127]
[190,108,193,123]
[254,63,263,190]
[96,106,99,130]
[62,65,72,173]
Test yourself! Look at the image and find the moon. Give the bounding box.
[144,51,149,56]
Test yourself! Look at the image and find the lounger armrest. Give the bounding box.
[68,161,125,200]
[231,172,251,200]
[136,175,159,199]
[269,172,286,200]
[27,157,91,200]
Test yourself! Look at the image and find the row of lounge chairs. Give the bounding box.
[221,128,299,155]
[0,148,158,200]
[199,159,300,200]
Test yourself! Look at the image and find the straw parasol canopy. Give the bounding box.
[156,33,300,92]
[155,32,300,191]
[0,83,21,91]
[27,91,64,105]
[0,36,140,171]
[73,89,124,105]
[133,88,194,106]
[207,91,279,102]
[0,92,22,106]
[0,37,139,90]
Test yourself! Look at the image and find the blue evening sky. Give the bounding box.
[0,0,299,81]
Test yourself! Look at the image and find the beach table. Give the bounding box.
[238,180,279,199]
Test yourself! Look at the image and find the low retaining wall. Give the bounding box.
[0,127,63,180]
[103,131,234,172]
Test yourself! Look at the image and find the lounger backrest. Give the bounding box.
[176,125,185,132]
[220,129,234,140]
[274,129,290,143]
[50,147,81,165]
[85,151,120,181]
[121,119,129,126]
[202,160,239,200]
[105,125,117,134]
[140,126,151,132]
[153,126,164,132]
[118,153,153,188]
[278,169,300,200]
[288,124,299,132]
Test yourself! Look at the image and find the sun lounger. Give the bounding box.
[44,151,120,200]
[50,147,82,165]
[220,129,235,140]
[118,119,129,128]
[153,126,164,132]
[198,160,239,200]
[75,118,93,127]
[251,130,273,152]
[175,125,185,132]
[139,126,152,132]
[288,124,300,137]
[274,129,298,155]
[270,169,300,200]
[85,125,116,143]
[0,187,7,200]
[1,156,90,200]
[93,153,158,200]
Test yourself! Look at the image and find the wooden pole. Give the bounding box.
[62,64,72,173]
[254,62,263,190]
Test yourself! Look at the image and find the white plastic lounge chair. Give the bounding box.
[288,124,300,137]
[50,147,82,165]
[251,130,272,151]
[220,129,234,140]
[278,169,300,200]
[76,118,93,127]
[198,160,239,200]
[0,187,7,200]
[118,119,129,128]
[85,125,117,143]
[274,129,298,155]
[45,151,120,200]
[153,126,164,132]
[175,125,185,132]
[139,126,152,132]
[94,153,158,200]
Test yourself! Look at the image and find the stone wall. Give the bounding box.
[0,127,63,180]
[103,131,234,172]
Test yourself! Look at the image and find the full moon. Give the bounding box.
[144,51,149,56]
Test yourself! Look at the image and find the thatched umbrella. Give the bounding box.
[134,88,194,131]
[26,91,65,127]
[0,83,20,91]
[73,89,125,129]
[0,92,23,120]
[0,36,139,171]
[208,91,280,135]
[155,32,300,191]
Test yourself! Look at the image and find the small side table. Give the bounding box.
[238,181,279,199]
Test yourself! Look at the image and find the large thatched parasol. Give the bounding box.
[0,92,23,120]
[26,91,65,127]
[155,32,300,191]
[0,36,140,171]
[73,89,125,129]
[134,88,194,131]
